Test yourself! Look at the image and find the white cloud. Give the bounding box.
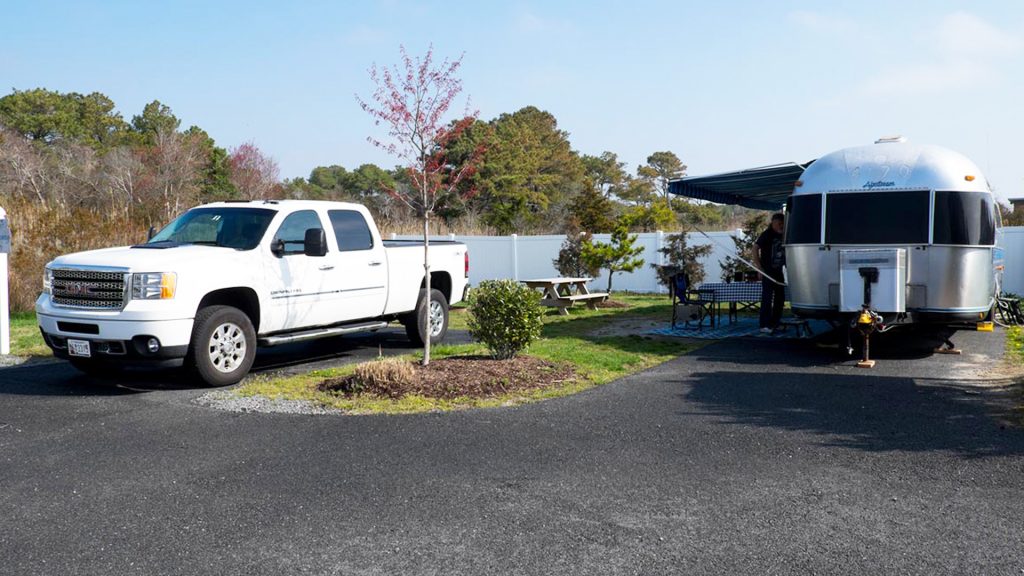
[930,11,1022,59]
[860,11,1020,98]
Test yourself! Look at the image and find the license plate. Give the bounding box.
[68,339,91,358]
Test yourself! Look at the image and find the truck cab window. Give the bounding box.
[328,210,374,252]
[272,210,324,255]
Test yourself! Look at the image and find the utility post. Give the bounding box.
[0,206,10,355]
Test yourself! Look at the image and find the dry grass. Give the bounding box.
[321,356,416,397]
[3,197,148,311]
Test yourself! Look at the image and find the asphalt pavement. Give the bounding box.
[1,327,1022,575]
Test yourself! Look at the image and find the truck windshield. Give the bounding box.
[149,207,276,250]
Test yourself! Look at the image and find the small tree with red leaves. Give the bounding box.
[357,45,482,365]
[228,142,280,200]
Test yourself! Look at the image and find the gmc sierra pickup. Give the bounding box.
[36,200,468,385]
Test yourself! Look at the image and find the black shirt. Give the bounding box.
[755,227,785,273]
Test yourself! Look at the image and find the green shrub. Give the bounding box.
[468,279,544,360]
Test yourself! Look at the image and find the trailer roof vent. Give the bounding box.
[875,135,907,144]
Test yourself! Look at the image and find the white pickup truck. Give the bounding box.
[36,200,469,385]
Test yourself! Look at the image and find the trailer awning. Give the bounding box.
[668,161,814,210]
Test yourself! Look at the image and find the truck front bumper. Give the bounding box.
[37,312,193,366]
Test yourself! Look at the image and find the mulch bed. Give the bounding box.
[319,355,577,400]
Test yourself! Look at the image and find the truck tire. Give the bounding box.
[69,358,120,378]
[187,305,257,387]
[404,289,449,347]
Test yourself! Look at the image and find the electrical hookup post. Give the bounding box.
[0,206,10,355]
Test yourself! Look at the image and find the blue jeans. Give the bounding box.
[760,274,785,329]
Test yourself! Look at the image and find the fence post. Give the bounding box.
[656,230,666,293]
[511,234,519,281]
[0,207,10,355]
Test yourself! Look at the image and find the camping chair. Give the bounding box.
[670,272,715,329]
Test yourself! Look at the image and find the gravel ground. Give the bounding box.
[195,390,342,415]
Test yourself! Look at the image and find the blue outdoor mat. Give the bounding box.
[648,317,833,340]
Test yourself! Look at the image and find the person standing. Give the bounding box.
[751,213,786,333]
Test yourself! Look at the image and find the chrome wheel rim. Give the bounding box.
[208,322,246,374]
[428,300,445,337]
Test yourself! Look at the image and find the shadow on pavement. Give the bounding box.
[0,328,473,396]
[680,370,1024,458]
[687,327,963,368]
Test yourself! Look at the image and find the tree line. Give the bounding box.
[0,87,760,310]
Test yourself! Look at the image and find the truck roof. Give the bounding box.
[196,199,369,212]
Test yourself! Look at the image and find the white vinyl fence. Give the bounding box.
[396,227,1024,297]
[393,230,743,293]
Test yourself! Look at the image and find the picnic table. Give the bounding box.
[696,281,791,325]
[521,277,609,315]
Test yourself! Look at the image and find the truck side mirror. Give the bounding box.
[303,228,327,257]
[271,238,286,257]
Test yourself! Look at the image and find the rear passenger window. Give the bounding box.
[328,210,374,252]
[273,210,324,255]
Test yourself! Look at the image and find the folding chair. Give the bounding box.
[670,272,715,329]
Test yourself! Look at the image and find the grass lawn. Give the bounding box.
[233,293,702,414]
[9,312,50,357]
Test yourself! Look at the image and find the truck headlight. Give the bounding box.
[43,268,53,295]
[132,272,177,300]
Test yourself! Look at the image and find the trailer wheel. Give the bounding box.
[188,305,256,387]
[404,289,449,346]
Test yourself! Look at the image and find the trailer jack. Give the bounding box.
[855,307,883,368]
[934,337,961,355]
[853,266,883,368]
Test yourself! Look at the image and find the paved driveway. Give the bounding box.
[1,328,1022,575]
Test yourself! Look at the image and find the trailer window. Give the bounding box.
[825,190,929,245]
[933,191,995,246]
[785,194,821,244]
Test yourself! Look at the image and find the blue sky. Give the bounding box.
[2,1,1022,199]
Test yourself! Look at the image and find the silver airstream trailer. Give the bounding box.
[669,139,1000,335]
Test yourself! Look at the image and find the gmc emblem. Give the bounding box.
[66,282,89,296]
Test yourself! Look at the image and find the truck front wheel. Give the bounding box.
[188,305,257,387]
[404,289,449,346]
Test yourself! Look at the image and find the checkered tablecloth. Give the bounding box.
[697,282,790,302]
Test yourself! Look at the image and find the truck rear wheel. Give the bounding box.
[188,305,256,387]
[404,289,449,346]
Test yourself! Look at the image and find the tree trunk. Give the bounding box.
[606,270,613,293]
[422,213,431,366]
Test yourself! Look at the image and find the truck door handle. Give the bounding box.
[368,261,383,267]
[318,265,335,271]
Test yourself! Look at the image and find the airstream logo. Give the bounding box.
[863,180,895,189]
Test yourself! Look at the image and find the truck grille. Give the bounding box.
[51,269,128,310]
